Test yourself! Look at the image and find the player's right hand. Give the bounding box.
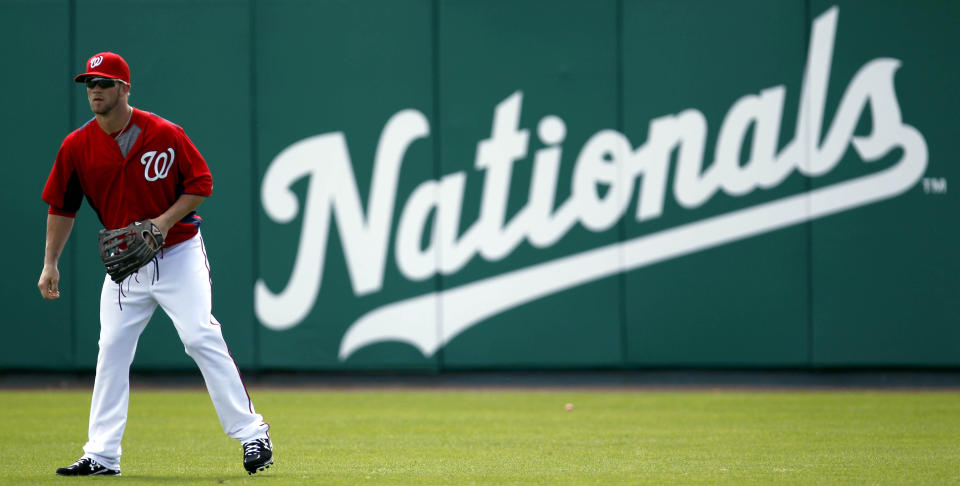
[38,265,61,300]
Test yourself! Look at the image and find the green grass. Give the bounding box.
[2,388,958,485]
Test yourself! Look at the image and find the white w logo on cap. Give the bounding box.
[90,56,103,68]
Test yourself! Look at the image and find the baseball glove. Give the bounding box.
[98,220,165,283]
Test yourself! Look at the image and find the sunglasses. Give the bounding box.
[85,77,126,89]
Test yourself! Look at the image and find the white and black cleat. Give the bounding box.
[56,457,121,476]
[243,437,273,475]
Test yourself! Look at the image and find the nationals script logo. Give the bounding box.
[140,148,175,181]
[256,7,927,359]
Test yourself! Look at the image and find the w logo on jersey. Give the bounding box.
[90,56,103,68]
[141,148,174,181]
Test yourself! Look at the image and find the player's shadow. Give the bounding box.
[124,474,280,482]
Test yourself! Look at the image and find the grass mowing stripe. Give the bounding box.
[1,390,957,485]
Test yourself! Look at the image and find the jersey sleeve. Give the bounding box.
[41,135,84,217]
[175,127,213,197]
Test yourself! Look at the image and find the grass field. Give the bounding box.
[2,387,958,485]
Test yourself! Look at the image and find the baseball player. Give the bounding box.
[37,52,273,476]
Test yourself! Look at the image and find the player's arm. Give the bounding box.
[154,127,212,240]
[38,213,75,300]
[150,194,206,240]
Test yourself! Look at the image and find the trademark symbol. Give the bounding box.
[922,177,947,194]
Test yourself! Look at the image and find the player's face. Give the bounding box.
[86,79,125,116]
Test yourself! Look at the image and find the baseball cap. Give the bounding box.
[74,52,130,84]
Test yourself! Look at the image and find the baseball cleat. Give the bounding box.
[242,437,273,474]
[56,457,121,476]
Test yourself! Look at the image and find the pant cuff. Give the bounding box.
[82,452,120,471]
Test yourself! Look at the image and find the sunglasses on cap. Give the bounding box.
[85,77,127,89]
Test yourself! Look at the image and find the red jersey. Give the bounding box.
[42,108,213,247]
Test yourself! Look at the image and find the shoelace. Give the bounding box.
[69,458,97,470]
[244,440,265,456]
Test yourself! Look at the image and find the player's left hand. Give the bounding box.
[149,218,171,241]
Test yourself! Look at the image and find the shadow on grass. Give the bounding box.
[117,473,283,482]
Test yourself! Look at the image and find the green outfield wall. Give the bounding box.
[3,0,957,371]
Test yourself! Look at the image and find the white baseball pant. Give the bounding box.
[81,232,268,470]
